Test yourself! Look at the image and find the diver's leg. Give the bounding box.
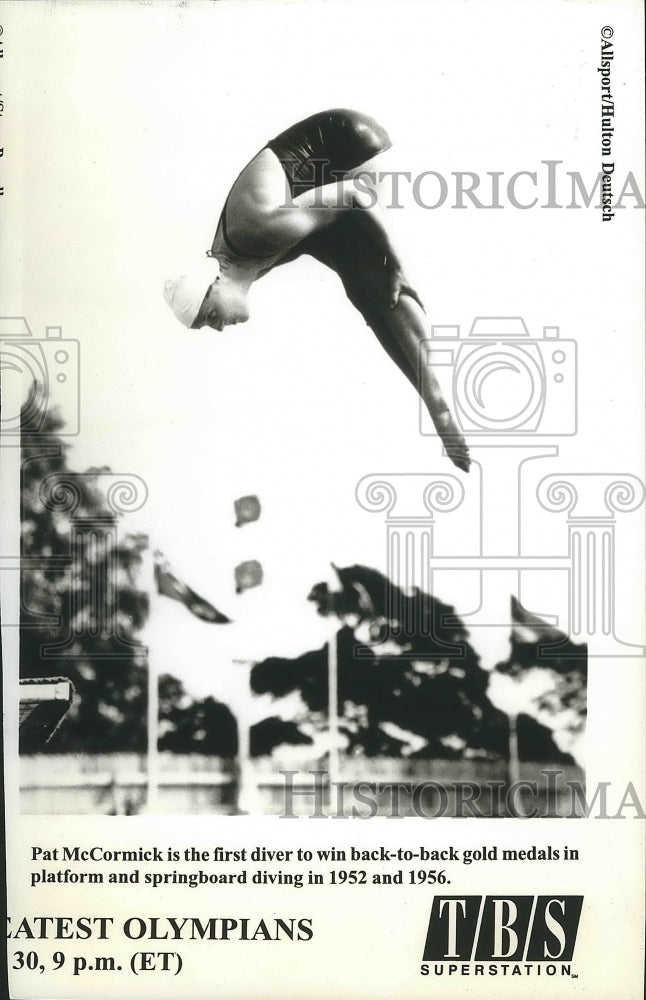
[266,220,470,472]
[370,294,471,472]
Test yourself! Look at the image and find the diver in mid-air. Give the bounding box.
[164,108,470,472]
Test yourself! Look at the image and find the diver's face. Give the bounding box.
[193,278,249,331]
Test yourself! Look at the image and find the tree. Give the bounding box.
[19,400,582,765]
[251,565,572,762]
[19,401,320,757]
[158,674,312,757]
[490,596,587,760]
[20,402,149,752]
[157,674,238,755]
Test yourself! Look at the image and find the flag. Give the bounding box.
[154,552,231,623]
[235,559,263,594]
[234,494,261,527]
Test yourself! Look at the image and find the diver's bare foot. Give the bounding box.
[432,408,471,473]
[444,443,471,474]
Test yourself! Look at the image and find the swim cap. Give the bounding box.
[163,256,221,328]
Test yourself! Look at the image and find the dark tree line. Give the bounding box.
[19,405,584,762]
[20,406,149,751]
[251,566,579,762]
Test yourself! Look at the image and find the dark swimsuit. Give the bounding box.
[266,108,391,197]
[216,108,392,261]
[215,110,421,389]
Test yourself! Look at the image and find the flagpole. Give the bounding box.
[235,710,252,814]
[152,545,235,814]
[147,649,160,813]
[230,658,258,814]
[328,626,340,792]
[231,495,263,813]
[507,711,526,818]
[140,540,159,813]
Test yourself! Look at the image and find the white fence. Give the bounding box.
[20,753,585,817]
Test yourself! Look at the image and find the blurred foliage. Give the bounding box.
[158,675,311,757]
[252,566,576,763]
[20,405,584,763]
[493,596,587,742]
[158,674,238,755]
[20,402,149,752]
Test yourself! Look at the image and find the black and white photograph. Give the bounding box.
[1,1,644,998]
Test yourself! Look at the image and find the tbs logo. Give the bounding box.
[422,896,583,962]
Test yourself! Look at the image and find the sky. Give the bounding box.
[1,1,644,757]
